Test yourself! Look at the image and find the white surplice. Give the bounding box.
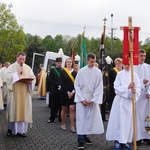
[74,66,104,135]
[134,63,150,140]
[0,67,8,102]
[106,69,141,143]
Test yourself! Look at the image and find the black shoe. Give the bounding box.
[136,140,142,146]
[120,143,132,150]
[102,118,108,122]
[47,119,54,123]
[78,142,84,149]
[17,133,26,137]
[7,129,12,136]
[84,137,92,145]
[143,139,150,145]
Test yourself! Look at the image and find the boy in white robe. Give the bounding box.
[106,62,141,150]
[74,53,104,150]
[134,49,150,146]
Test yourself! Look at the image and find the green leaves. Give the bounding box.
[0,3,26,63]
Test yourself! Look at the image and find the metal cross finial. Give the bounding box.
[103,18,107,26]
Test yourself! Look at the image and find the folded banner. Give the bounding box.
[122,26,139,65]
[122,26,129,65]
[133,27,140,65]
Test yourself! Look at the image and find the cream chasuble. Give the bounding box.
[37,68,46,97]
[6,62,36,123]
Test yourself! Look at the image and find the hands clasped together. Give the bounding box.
[67,91,75,99]
[81,100,94,106]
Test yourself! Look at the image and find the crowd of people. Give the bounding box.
[0,49,150,150]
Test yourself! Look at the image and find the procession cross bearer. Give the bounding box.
[120,17,141,150]
[106,17,141,150]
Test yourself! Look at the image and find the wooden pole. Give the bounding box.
[99,17,107,71]
[128,16,137,150]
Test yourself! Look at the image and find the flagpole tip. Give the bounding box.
[103,18,107,22]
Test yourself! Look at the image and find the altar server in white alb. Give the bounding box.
[106,61,141,150]
[6,52,36,137]
[134,49,150,146]
[74,53,104,150]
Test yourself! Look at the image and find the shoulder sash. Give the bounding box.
[63,68,75,83]
[53,68,60,77]
[113,67,119,73]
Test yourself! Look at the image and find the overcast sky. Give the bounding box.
[1,0,150,42]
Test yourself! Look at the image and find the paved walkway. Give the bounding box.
[0,93,150,150]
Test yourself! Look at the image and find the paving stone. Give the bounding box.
[0,93,150,150]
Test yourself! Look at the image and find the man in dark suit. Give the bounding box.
[47,57,62,123]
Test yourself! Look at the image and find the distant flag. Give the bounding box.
[99,33,109,103]
[99,18,109,103]
[80,28,87,68]
[70,41,75,60]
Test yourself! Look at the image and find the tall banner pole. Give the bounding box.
[121,17,140,150]
[99,18,107,71]
[128,17,137,150]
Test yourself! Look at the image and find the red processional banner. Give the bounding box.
[122,26,139,65]
[133,27,139,65]
[122,27,129,65]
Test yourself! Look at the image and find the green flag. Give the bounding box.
[80,31,87,68]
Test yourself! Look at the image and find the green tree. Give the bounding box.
[141,37,150,64]
[25,35,45,75]
[0,3,26,63]
[61,35,73,56]
[25,33,33,45]
[53,35,64,53]
[87,37,101,59]
[74,34,82,55]
[42,35,54,52]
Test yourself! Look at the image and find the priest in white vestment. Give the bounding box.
[0,62,10,105]
[134,49,150,145]
[74,53,104,149]
[6,52,36,137]
[106,63,141,150]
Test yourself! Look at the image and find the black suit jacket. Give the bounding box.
[108,68,117,105]
[60,69,77,94]
[49,67,62,93]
